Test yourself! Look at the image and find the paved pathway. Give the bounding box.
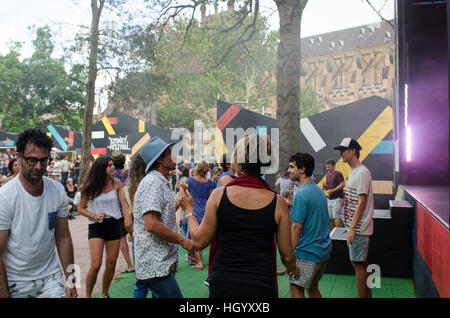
[68,215,133,298]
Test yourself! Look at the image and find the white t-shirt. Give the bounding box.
[0,176,69,281]
[343,165,374,235]
[53,161,62,175]
[60,159,70,173]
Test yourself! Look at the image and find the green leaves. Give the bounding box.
[0,26,86,133]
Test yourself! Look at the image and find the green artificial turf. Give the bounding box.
[95,245,417,298]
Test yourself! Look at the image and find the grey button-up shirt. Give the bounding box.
[133,170,178,279]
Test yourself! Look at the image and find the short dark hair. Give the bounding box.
[16,128,53,154]
[113,159,126,170]
[220,153,231,172]
[289,152,315,177]
[325,159,335,166]
[354,148,360,159]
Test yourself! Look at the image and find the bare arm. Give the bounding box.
[0,230,10,298]
[347,193,367,246]
[55,217,77,298]
[291,221,303,258]
[275,196,298,277]
[328,181,345,195]
[119,188,133,236]
[144,212,194,252]
[77,194,105,221]
[179,186,220,250]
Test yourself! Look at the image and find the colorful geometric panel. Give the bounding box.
[139,120,145,133]
[91,148,107,155]
[47,125,69,151]
[317,106,393,188]
[417,203,450,297]
[131,133,151,157]
[68,131,74,147]
[101,117,116,135]
[371,140,394,154]
[217,104,242,131]
[108,117,118,125]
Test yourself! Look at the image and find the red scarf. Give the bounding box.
[208,175,280,298]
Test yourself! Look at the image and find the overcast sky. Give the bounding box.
[0,0,395,58]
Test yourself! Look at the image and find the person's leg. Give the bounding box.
[148,272,183,298]
[133,279,149,298]
[352,261,371,298]
[191,250,204,269]
[349,235,371,298]
[333,218,343,228]
[86,238,105,298]
[102,239,120,297]
[289,283,306,298]
[306,281,322,298]
[334,198,344,228]
[328,199,335,231]
[120,236,134,271]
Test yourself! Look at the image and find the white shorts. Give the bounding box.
[327,198,344,219]
[8,272,66,298]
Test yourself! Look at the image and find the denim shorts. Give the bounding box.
[349,234,370,262]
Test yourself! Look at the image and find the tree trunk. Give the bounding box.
[79,0,105,187]
[150,100,157,125]
[275,0,307,173]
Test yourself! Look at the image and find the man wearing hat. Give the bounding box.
[132,137,195,298]
[111,150,129,186]
[334,138,374,298]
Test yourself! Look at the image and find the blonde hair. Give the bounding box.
[231,134,272,176]
[127,153,147,212]
[194,161,209,178]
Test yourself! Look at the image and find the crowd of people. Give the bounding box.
[0,128,375,299]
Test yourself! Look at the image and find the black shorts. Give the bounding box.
[117,217,128,238]
[88,218,122,241]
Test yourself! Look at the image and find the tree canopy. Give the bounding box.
[0,26,86,133]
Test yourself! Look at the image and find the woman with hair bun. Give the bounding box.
[178,134,299,297]
[183,161,213,269]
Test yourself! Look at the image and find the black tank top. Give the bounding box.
[210,187,277,296]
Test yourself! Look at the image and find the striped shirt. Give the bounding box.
[343,165,374,235]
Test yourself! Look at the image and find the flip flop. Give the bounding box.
[123,268,135,273]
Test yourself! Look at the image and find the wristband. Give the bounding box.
[185,212,196,219]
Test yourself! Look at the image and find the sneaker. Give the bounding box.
[204,277,210,287]
[101,294,110,298]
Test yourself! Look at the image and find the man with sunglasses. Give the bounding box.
[0,128,77,298]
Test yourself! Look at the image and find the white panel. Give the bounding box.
[300,118,326,152]
[92,131,105,139]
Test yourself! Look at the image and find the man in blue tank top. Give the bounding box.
[216,153,235,188]
[287,152,332,298]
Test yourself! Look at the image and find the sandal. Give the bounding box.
[123,268,135,273]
